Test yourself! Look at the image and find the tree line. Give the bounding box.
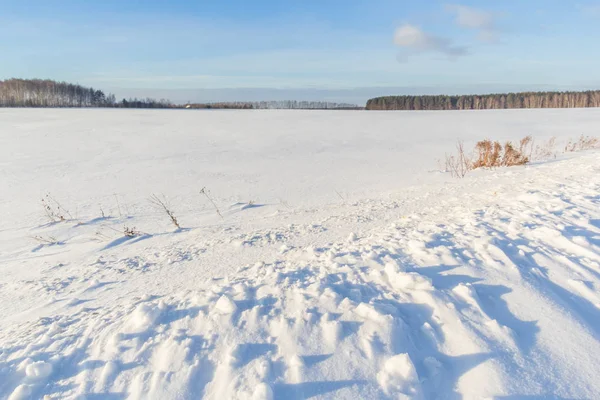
[0,78,172,108]
[250,100,360,110]
[187,100,361,110]
[0,78,362,110]
[365,90,600,110]
[9,78,598,112]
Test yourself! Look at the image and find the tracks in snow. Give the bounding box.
[1,154,600,399]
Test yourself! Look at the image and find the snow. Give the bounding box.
[215,294,238,314]
[377,354,422,399]
[1,108,600,399]
[7,384,32,400]
[24,361,53,380]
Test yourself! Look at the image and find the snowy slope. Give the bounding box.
[0,109,599,399]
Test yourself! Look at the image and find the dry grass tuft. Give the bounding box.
[564,135,600,152]
[532,137,557,160]
[502,136,532,167]
[471,136,532,169]
[445,141,471,178]
[123,226,141,237]
[200,187,223,219]
[445,135,537,178]
[472,140,502,169]
[149,194,181,229]
[32,235,61,245]
[41,194,72,222]
[444,134,600,178]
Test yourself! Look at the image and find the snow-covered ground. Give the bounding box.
[1,108,599,399]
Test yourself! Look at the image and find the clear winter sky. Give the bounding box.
[2,0,600,104]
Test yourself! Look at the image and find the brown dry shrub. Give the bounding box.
[123,226,141,237]
[41,193,72,222]
[446,135,534,177]
[502,136,531,166]
[533,137,557,160]
[472,140,502,168]
[565,135,600,152]
[149,194,181,229]
[471,136,532,169]
[445,141,471,178]
[445,134,598,179]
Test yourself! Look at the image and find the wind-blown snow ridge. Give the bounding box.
[1,149,599,399]
[1,109,600,399]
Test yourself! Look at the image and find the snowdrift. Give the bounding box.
[1,109,599,399]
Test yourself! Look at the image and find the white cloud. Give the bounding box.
[446,4,498,42]
[394,24,467,59]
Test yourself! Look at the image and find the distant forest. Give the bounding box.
[5,78,599,111]
[366,90,600,110]
[0,78,359,110]
[0,79,173,108]
[187,101,361,110]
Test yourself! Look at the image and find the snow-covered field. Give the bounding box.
[1,108,600,399]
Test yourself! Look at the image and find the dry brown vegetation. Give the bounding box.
[200,187,223,219]
[445,141,471,178]
[149,194,181,229]
[532,137,557,160]
[32,235,61,246]
[471,136,532,169]
[446,136,533,177]
[444,134,599,178]
[123,226,141,237]
[564,135,600,152]
[41,194,72,222]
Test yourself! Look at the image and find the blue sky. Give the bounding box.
[1,0,600,103]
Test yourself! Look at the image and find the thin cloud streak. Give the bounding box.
[446,4,499,43]
[393,24,468,59]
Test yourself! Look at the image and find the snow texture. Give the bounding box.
[0,108,600,399]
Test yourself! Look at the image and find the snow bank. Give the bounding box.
[1,109,600,399]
